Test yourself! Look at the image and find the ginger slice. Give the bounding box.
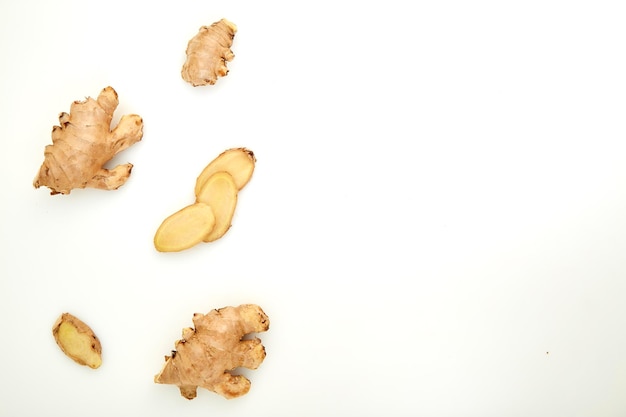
[34,86,143,195]
[154,149,254,252]
[196,171,238,242]
[182,18,237,86]
[154,203,216,252]
[52,313,102,369]
[194,148,255,196]
[154,304,269,400]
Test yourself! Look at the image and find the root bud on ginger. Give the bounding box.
[33,86,143,195]
[52,313,102,369]
[154,304,269,400]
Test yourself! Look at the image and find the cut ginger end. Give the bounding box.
[52,313,102,369]
[154,203,216,252]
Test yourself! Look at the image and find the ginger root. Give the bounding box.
[154,148,255,252]
[34,86,143,195]
[181,18,237,86]
[154,304,269,400]
[52,313,102,369]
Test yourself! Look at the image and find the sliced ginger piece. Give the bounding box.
[154,304,270,400]
[154,148,254,253]
[154,203,216,252]
[196,171,238,242]
[52,313,102,369]
[194,148,255,196]
[182,18,237,86]
[34,86,143,195]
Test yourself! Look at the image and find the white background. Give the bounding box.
[1,1,626,416]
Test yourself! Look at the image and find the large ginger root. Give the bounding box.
[154,148,255,252]
[155,304,270,400]
[181,18,237,86]
[34,86,143,195]
[52,313,102,369]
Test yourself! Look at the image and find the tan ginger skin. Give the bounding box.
[155,304,269,400]
[182,18,237,86]
[34,86,143,195]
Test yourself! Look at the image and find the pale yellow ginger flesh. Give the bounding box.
[182,18,237,86]
[194,148,255,196]
[196,171,238,242]
[155,304,269,400]
[154,203,216,252]
[154,148,255,252]
[34,86,143,195]
[52,313,102,369]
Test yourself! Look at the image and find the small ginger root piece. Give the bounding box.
[52,313,102,369]
[155,304,269,400]
[34,86,143,195]
[194,148,255,196]
[154,203,216,252]
[182,18,237,86]
[196,171,238,242]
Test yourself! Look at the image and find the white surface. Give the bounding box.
[1,1,626,416]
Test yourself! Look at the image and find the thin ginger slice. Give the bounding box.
[196,171,238,242]
[154,304,269,400]
[34,86,143,195]
[154,203,216,252]
[182,18,237,86]
[52,313,102,369]
[194,148,255,196]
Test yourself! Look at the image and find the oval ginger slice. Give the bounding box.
[194,148,255,196]
[154,203,216,252]
[52,313,102,369]
[196,171,238,242]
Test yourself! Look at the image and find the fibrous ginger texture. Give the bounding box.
[155,304,269,400]
[33,86,143,195]
[52,313,102,369]
[181,18,237,86]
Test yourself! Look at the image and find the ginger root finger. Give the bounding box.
[155,304,270,400]
[52,313,102,369]
[34,86,143,195]
[196,171,238,242]
[154,202,216,252]
[182,18,237,86]
[194,148,255,196]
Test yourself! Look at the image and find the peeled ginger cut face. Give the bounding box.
[196,171,238,242]
[154,203,216,252]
